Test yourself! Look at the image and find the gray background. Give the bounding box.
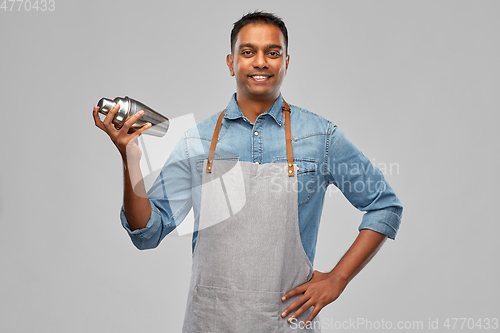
[1,0,499,332]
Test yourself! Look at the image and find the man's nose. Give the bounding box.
[252,51,268,68]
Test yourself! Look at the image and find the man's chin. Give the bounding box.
[248,91,279,100]
[246,86,281,98]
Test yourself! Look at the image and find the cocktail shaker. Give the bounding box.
[97,96,169,137]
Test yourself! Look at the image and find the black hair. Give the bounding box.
[230,11,288,55]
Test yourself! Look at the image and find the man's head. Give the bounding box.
[227,11,290,103]
[230,11,288,55]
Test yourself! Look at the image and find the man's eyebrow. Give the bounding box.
[238,43,283,50]
[239,43,254,50]
[267,44,283,50]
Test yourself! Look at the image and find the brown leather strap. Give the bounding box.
[206,109,226,173]
[206,100,294,176]
[282,100,294,177]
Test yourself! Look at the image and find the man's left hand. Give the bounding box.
[280,270,348,325]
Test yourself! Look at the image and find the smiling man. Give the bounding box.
[94,11,403,332]
[226,21,289,122]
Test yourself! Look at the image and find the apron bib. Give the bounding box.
[183,101,321,332]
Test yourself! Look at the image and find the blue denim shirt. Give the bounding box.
[121,93,403,265]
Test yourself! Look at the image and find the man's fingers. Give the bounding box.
[121,110,145,132]
[281,294,308,319]
[128,109,146,123]
[282,284,306,301]
[129,123,152,141]
[123,123,151,151]
[303,306,321,327]
[94,104,151,151]
[102,104,120,128]
[136,122,152,135]
[93,106,106,131]
[286,299,314,323]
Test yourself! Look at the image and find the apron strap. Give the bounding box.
[282,100,294,177]
[206,100,294,177]
[206,108,227,173]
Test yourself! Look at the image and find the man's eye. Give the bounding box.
[268,51,281,57]
[241,50,253,55]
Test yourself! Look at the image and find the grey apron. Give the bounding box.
[183,101,321,332]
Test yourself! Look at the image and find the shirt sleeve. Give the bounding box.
[120,134,194,249]
[326,124,403,239]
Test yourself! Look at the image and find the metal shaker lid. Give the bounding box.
[97,98,116,114]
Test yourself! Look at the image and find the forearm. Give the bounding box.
[328,229,387,286]
[122,158,151,231]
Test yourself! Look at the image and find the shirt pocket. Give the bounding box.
[196,157,240,173]
[274,158,318,206]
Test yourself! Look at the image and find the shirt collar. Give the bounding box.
[224,93,285,126]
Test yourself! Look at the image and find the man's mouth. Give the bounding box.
[249,74,273,81]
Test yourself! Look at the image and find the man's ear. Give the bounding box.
[226,54,235,76]
[285,54,290,73]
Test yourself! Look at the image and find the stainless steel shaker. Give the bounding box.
[97,96,169,137]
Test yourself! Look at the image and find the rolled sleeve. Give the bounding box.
[121,201,161,237]
[120,202,166,250]
[327,124,403,239]
[358,206,402,239]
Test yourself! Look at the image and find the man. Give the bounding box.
[93,11,402,332]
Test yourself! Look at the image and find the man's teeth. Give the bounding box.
[252,76,269,79]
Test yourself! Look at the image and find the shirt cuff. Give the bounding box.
[358,208,402,240]
[120,201,162,240]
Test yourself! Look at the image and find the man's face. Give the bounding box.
[227,23,289,102]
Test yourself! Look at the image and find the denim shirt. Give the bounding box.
[121,93,403,265]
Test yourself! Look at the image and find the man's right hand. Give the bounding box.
[92,104,152,163]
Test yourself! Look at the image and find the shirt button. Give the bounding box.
[254,131,259,136]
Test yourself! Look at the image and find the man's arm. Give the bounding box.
[122,157,151,230]
[93,104,152,229]
[281,123,402,325]
[94,104,196,250]
[281,229,386,324]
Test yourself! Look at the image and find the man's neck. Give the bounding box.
[236,94,279,123]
